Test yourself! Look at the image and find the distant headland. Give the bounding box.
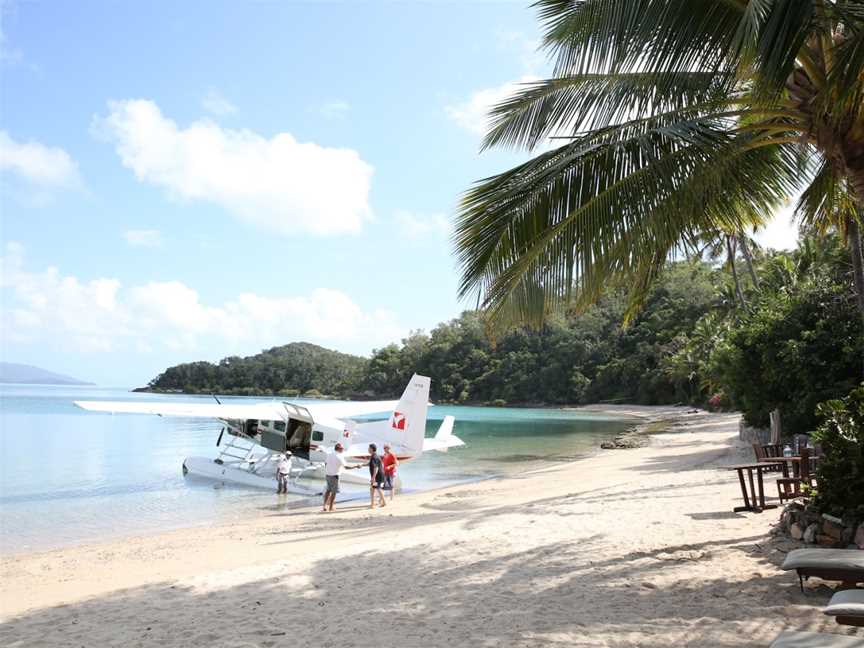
[0,362,94,386]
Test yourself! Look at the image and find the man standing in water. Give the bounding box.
[367,443,387,508]
[276,451,291,494]
[322,443,361,512]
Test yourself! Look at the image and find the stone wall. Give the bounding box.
[739,420,770,444]
[779,501,864,549]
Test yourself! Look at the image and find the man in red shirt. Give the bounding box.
[382,444,399,502]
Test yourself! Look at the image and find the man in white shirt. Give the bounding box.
[276,452,292,494]
[323,443,360,512]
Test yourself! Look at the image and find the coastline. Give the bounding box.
[2,406,858,646]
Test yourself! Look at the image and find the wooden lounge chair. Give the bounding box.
[781,548,864,591]
[769,630,863,647]
[824,589,864,627]
[777,447,816,503]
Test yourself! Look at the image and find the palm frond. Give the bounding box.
[536,0,744,78]
[456,110,807,328]
[482,71,733,151]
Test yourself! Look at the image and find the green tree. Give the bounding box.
[454,0,864,332]
[812,383,864,516]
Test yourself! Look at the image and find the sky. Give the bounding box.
[0,0,799,387]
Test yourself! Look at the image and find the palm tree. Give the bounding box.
[693,227,762,307]
[454,1,864,329]
[737,229,762,290]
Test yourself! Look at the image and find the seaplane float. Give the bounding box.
[74,374,463,496]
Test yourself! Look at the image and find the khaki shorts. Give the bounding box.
[325,475,340,495]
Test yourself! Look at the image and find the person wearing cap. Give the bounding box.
[382,444,399,501]
[276,451,292,494]
[322,442,360,512]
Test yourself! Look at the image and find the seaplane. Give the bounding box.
[74,374,463,496]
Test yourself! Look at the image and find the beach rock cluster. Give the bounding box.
[779,502,864,549]
[600,427,646,449]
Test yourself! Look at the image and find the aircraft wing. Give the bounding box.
[73,400,287,421]
[301,400,399,422]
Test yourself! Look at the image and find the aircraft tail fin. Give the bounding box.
[390,374,430,454]
[355,374,430,454]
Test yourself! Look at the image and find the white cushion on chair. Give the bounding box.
[824,589,864,618]
[770,630,864,647]
[781,549,864,572]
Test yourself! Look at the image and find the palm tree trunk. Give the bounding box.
[847,214,864,328]
[738,232,761,290]
[726,236,747,309]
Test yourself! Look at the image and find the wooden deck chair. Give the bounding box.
[753,442,783,472]
[777,447,815,503]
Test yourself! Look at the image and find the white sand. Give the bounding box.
[1,407,861,647]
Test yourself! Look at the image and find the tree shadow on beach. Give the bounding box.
[4,528,860,648]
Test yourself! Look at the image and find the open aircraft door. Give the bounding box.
[256,403,315,460]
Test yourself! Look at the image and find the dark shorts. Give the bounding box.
[383,473,395,490]
[325,475,339,495]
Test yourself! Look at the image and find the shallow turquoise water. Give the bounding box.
[0,384,635,553]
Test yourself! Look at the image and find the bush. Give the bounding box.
[711,278,863,434]
[812,383,864,516]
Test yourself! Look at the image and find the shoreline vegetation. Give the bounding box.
[140,240,862,440]
[4,406,855,645]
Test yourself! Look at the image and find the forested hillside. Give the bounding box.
[144,236,863,435]
[142,342,366,397]
[144,261,719,405]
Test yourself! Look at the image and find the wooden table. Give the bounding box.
[758,455,816,479]
[725,462,780,512]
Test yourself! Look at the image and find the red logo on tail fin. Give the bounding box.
[392,411,406,430]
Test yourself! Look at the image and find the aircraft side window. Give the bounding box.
[312,430,324,442]
[274,421,286,433]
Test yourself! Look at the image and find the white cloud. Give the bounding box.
[124,229,163,248]
[319,100,350,119]
[93,99,374,236]
[394,210,451,239]
[0,242,404,355]
[445,75,538,136]
[0,130,81,189]
[201,89,237,116]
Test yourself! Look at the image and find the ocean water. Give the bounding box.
[0,384,636,553]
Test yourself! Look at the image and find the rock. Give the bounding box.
[823,521,844,541]
[802,511,822,527]
[816,534,837,547]
[803,523,819,544]
[855,523,864,549]
[790,523,804,540]
[822,513,843,525]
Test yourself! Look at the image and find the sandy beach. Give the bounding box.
[1,407,861,647]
